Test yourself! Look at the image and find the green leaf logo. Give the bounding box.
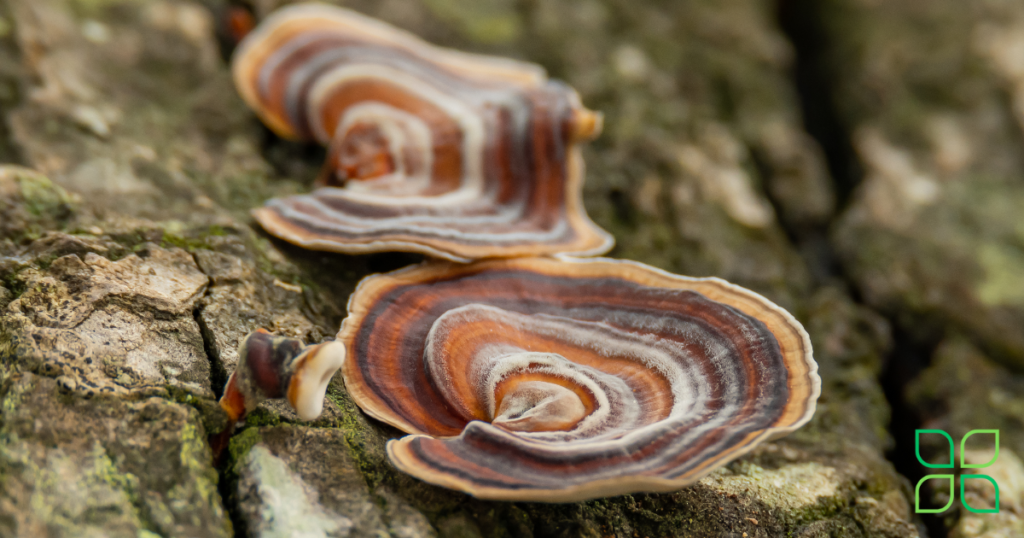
[961,475,999,514]
[915,474,954,514]
[915,429,953,468]
[961,430,999,468]
[913,429,1000,514]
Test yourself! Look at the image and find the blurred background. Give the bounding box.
[0,0,1022,536]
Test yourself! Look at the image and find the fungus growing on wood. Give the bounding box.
[232,4,612,262]
[340,257,820,502]
[219,329,345,422]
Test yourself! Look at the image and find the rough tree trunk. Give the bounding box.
[0,0,1020,537]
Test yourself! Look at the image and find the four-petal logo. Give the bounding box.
[915,429,999,514]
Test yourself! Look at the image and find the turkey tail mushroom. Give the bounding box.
[338,257,820,502]
[232,3,612,262]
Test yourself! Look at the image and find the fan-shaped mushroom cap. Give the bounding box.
[340,257,820,502]
[232,4,612,262]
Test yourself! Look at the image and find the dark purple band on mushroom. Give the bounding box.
[232,4,612,261]
[340,257,819,501]
[242,329,303,399]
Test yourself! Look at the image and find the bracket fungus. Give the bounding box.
[338,257,820,502]
[220,3,820,504]
[220,329,345,423]
[232,4,613,262]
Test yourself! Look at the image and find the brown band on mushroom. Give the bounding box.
[232,4,612,262]
[339,257,819,501]
[219,329,345,423]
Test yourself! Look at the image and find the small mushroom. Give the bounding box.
[232,4,612,262]
[340,257,820,502]
[219,329,345,423]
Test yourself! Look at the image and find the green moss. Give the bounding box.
[19,174,75,221]
[179,419,217,495]
[160,225,229,253]
[103,229,161,259]
[228,427,263,475]
[324,388,386,487]
[165,385,227,435]
[1,169,77,242]
[89,443,141,505]
[165,385,198,407]
[178,417,232,536]
[324,389,359,432]
[244,407,282,428]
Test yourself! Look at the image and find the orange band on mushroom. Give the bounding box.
[232,4,613,262]
[340,257,820,502]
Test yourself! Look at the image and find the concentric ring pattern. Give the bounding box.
[340,257,820,501]
[232,4,612,262]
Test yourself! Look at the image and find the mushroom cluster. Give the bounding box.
[220,3,820,503]
[232,3,612,262]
